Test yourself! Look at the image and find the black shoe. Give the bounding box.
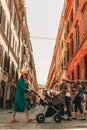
[65,118,72,121]
[61,117,66,120]
[72,117,77,120]
[79,118,86,120]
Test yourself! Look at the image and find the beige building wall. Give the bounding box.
[46,2,67,89]
[0,0,38,108]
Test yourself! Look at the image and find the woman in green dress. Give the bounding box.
[11,71,35,123]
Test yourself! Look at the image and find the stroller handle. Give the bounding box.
[31,90,59,113]
[31,90,41,98]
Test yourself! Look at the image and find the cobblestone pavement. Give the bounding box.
[0,105,87,129]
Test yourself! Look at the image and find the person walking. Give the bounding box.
[72,80,85,120]
[11,71,35,123]
[62,80,72,121]
[83,84,87,113]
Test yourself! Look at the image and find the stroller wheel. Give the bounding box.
[54,114,61,123]
[36,113,45,123]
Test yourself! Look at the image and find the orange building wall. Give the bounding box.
[65,0,87,80]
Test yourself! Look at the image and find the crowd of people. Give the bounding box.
[43,79,87,121]
[11,69,87,123]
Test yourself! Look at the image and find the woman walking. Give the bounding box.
[72,80,85,120]
[11,71,35,123]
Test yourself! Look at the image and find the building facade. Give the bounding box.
[46,0,87,89]
[0,0,38,109]
[46,51,57,89]
[46,3,66,89]
[64,0,87,80]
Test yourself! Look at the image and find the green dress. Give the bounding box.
[13,77,31,112]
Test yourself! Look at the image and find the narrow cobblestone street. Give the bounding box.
[0,105,87,129]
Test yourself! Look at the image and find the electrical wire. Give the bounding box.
[30,36,57,40]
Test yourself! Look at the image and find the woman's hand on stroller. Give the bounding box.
[27,88,34,91]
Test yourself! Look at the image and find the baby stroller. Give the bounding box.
[31,90,63,123]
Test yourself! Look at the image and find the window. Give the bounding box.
[7,56,10,73]
[0,45,3,67]
[6,20,12,44]
[67,48,69,62]
[84,54,87,79]
[16,70,18,82]
[64,56,66,66]
[3,53,10,73]
[65,22,69,38]
[77,64,80,79]
[12,35,15,50]
[69,9,73,26]
[82,5,87,33]
[6,21,10,40]
[12,62,15,78]
[72,70,74,80]
[15,42,17,54]
[23,46,26,55]
[7,0,13,12]
[74,0,79,12]
[75,24,79,49]
[66,22,69,36]
[61,40,63,49]
[69,39,74,57]
[64,52,67,65]
[1,10,6,32]
[0,2,2,23]
[14,11,18,31]
[4,52,8,72]
[9,26,12,44]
